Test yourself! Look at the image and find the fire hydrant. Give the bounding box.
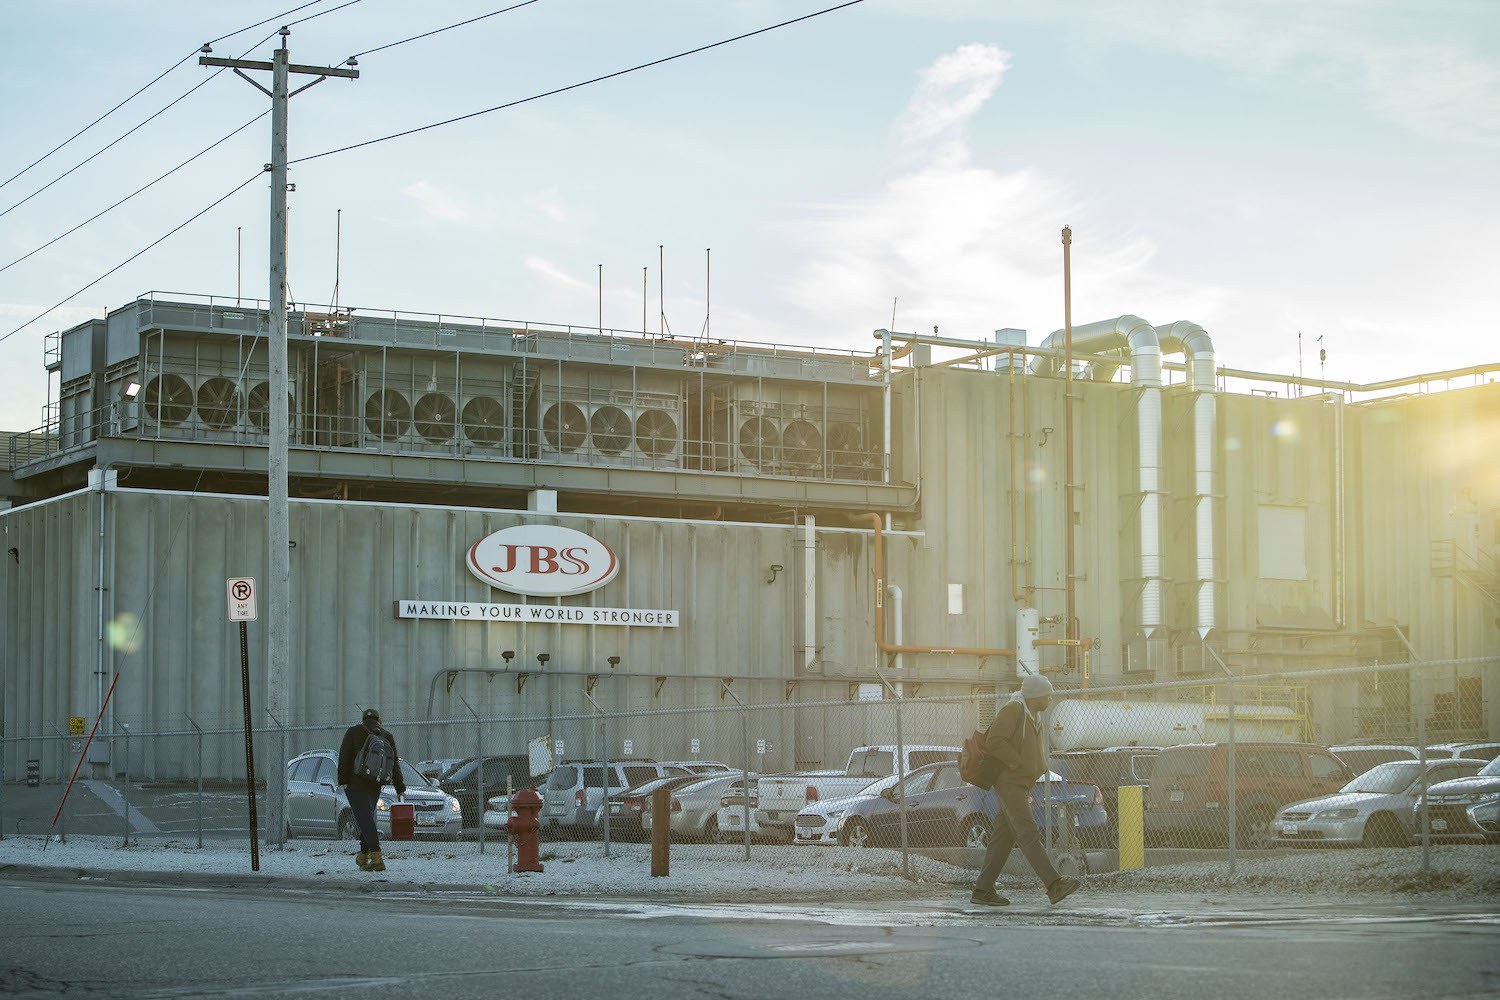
[507,786,545,873]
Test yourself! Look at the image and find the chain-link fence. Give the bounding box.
[3,657,1494,881]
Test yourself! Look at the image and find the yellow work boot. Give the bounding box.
[365,851,386,872]
[355,852,369,869]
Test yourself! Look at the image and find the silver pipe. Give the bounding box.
[1158,322,1218,640]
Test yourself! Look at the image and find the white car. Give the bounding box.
[714,778,785,843]
[793,773,901,845]
[482,791,513,830]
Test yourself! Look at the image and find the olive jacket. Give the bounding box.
[982,697,1047,788]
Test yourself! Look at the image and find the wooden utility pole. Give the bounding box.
[201,29,357,847]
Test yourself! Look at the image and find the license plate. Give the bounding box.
[1432,819,1447,831]
[1169,790,1184,802]
[609,804,621,814]
[419,814,440,825]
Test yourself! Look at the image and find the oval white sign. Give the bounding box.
[465,525,619,597]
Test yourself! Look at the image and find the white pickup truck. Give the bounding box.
[754,745,960,839]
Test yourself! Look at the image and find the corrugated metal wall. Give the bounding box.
[4,370,1495,781]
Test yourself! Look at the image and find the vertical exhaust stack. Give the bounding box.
[1156,322,1218,641]
[1029,316,1164,648]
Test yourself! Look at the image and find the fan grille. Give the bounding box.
[589,405,632,455]
[196,377,240,430]
[635,408,679,458]
[364,389,411,441]
[413,392,457,443]
[542,402,587,452]
[461,395,506,447]
[142,375,193,426]
[738,416,779,468]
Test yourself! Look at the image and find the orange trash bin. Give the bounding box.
[389,802,416,840]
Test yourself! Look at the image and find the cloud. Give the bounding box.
[524,255,590,293]
[779,45,1211,345]
[404,180,470,223]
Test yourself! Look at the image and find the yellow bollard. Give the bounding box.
[1118,784,1145,870]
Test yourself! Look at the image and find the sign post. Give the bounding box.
[227,577,260,871]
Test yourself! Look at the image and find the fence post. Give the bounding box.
[458,696,484,855]
[121,723,131,848]
[875,658,911,880]
[720,680,752,861]
[1394,628,1430,874]
[0,738,7,841]
[1209,648,1237,879]
[186,714,204,849]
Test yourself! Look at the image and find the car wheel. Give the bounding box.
[842,817,872,848]
[1237,806,1274,850]
[337,811,358,842]
[1361,813,1405,849]
[961,815,991,849]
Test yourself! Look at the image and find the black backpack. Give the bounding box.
[353,727,396,784]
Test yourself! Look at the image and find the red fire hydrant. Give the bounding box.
[507,786,545,873]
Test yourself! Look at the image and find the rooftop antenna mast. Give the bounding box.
[201,29,357,852]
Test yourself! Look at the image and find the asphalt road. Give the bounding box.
[2,873,1496,999]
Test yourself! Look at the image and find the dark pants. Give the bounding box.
[976,781,1060,891]
[345,781,381,854]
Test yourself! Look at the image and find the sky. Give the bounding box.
[1,0,1497,432]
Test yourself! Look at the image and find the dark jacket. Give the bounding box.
[337,721,406,794]
[983,698,1046,788]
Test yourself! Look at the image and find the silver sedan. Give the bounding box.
[1275,757,1486,848]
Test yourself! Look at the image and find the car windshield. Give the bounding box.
[1342,761,1421,794]
[847,749,895,777]
[396,760,429,788]
[1481,758,1500,777]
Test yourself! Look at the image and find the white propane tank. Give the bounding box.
[1046,700,1207,753]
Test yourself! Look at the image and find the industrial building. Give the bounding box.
[1,294,1496,780]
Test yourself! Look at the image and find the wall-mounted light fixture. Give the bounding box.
[122,381,142,400]
[536,653,550,666]
[607,655,620,669]
[501,650,515,664]
[765,563,784,585]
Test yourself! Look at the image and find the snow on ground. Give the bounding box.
[2,835,1496,903]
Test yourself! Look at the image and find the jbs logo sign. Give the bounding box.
[465,525,619,597]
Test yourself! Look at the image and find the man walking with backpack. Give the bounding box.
[338,708,405,872]
[971,673,1081,907]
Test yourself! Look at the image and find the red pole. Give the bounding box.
[46,672,120,840]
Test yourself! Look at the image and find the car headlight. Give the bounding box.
[1467,792,1499,805]
[448,796,463,812]
[825,809,845,820]
[1315,808,1359,821]
[376,797,389,811]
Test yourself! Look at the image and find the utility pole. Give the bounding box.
[202,29,357,848]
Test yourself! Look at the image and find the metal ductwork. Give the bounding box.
[1030,315,1163,639]
[1157,321,1218,640]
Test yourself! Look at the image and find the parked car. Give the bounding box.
[1413,757,1500,842]
[835,763,1108,850]
[793,773,902,845]
[1426,741,1500,763]
[1145,742,1352,848]
[415,758,467,781]
[593,773,706,840]
[1052,746,1160,840]
[541,760,693,836]
[437,754,536,827]
[658,760,733,775]
[1274,757,1487,847]
[641,772,756,842]
[284,749,462,841]
[753,745,960,840]
[1469,798,1500,835]
[715,776,790,843]
[1329,744,1421,777]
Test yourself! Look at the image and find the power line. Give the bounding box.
[0,0,359,194]
[0,110,269,277]
[0,29,279,223]
[350,0,542,61]
[0,172,263,345]
[294,0,868,165]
